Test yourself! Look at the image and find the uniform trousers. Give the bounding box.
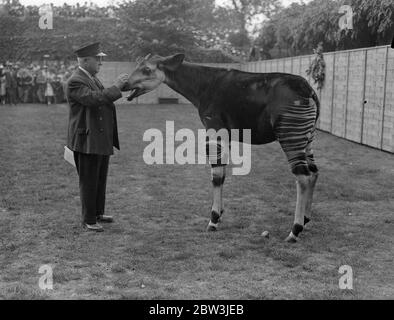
[73,151,110,224]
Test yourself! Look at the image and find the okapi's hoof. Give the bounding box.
[217,209,224,223]
[285,232,298,243]
[285,224,303,243]
[206,220,219,232]
[304,216,310,225]
[210,210,221,224]
[207,210,225,231]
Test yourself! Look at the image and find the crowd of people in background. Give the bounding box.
[0,60,76,105]
[1,0,116,19]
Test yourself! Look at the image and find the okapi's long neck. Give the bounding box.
[164,63,224,108]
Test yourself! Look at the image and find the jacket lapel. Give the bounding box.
[92,76,105,91]
[76,68,101,91]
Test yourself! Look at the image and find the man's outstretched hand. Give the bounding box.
[114,73,130,91]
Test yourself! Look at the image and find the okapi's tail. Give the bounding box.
[311,89,320,123]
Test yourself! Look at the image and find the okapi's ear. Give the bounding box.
[159,53,185,71]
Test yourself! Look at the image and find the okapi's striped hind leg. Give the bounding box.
[276,97,318,242]
[304,141,319,227]
[281,152,318,243]
[285,172,310,243]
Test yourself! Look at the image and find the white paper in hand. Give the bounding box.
[64,146,76,167]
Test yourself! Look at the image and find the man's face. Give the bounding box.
[84,56,103,75]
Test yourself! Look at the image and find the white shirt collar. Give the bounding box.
[79,66,93,79]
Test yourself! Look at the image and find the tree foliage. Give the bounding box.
[221,0,281,35]
[256,0,394,58]
[115,0,237,62]
[1,0,393,63]
[350,0,394,47]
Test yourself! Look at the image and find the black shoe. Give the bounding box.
[97,215,114,223]
[83,222,104,232]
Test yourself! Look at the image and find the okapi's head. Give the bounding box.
[126,53,185,101]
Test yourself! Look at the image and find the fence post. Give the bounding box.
[330,52,336,133]
[360,49,368,145]
[344,51,350,138]
[380,46,389,150]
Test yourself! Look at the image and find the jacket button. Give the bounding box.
[98,107,102,110]
[99,117,103,121]
[99,128,104,132]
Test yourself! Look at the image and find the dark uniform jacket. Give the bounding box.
[66,68,122,155]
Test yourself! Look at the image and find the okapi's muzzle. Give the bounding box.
[126,53,158,101]
[127,87,146,101]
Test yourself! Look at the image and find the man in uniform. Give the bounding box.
[65,42,129,232]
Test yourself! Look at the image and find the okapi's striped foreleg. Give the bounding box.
[207,165,226,231]
[206,136,228,232]
[276,97,318,242]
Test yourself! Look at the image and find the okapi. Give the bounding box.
[126,53,320,243]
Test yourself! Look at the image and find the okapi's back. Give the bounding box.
[212,71,320,136]
[218,70,318,107]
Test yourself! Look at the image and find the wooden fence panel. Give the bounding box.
[135,90,157,105]
[278,59,284,72]
[268,60,273,72]
[362,48,386,148]
[262,61,268,72]
[271,60,277,71]
[257,61,264,72]
[250,62,256,72]
[300,56,310,82]
[258,61,264,72]
[382,48,394,152]
[242,62,251,72]
[284,58,292,73]
[310,80,321,129]
[273,59,280,72]
[331,52,349,138]
[318,53,334,132]
[292,57,301,76]
[345,50,365,143]
[269,60,273,72]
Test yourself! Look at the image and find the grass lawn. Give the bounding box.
[0,103,393,299]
